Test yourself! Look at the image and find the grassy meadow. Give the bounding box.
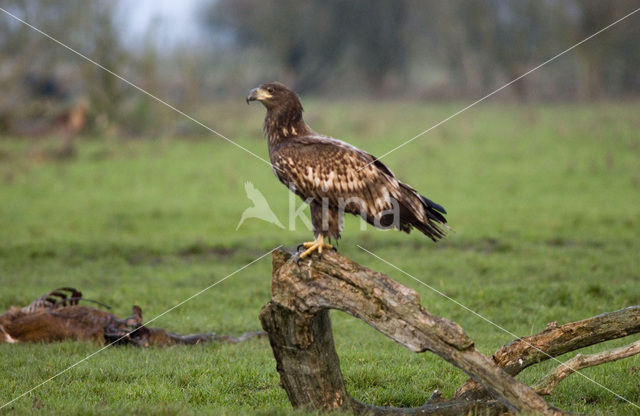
[1,100,639,415]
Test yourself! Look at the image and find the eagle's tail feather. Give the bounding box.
[421,195,447,225]
[396,183,448,241]
[413,219,447,241]
[422,195,447,215]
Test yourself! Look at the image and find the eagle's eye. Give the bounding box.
[266,86,274,94]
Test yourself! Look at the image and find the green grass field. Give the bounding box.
[1,100,639,415]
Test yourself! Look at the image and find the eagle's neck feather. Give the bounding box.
[264,107,310,146]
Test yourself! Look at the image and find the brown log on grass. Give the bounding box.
[259,249,567,415]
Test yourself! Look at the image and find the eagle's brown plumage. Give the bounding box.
[247,82,447,256]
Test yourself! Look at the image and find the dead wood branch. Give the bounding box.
[260,249,565,415]
[455,305,640,400]
[493,306,640,376]
[533,339,640,396]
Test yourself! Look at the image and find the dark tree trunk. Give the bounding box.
[260,305,350,410]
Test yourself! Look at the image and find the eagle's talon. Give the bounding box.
[296,241,316,252]
[298,244,318,260]
[295,236,333,260]
[291,252,302,264]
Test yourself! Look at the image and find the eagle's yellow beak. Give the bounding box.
[246,87,272,104]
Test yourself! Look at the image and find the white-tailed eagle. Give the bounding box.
[247,82,447,259]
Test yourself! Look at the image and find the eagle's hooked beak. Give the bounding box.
[246,87,271,104]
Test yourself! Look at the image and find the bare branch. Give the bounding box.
[533,339,640,396]
[493,307,640,376]
[455,305,640,400]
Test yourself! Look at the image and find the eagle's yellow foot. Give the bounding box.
[296,236,333,260]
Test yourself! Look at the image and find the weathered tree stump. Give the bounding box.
[259,249,639,415]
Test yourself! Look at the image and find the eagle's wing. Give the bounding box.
[271,135,433,229]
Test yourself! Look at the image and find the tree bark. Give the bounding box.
[260,249,638,414]
[455,305,640,400]
[493,307,640,376]
[533,339,640,396]
[260,249,565,415]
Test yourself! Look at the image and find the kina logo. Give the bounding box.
[236,182,285,230]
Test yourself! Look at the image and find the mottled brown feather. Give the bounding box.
[250,82,447,242]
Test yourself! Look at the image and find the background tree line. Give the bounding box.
[205,0,640,99]
[0,0,638,136]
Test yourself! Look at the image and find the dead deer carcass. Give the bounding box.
[0,288,264,347]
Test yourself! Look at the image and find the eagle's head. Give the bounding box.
[246,82,302,112]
